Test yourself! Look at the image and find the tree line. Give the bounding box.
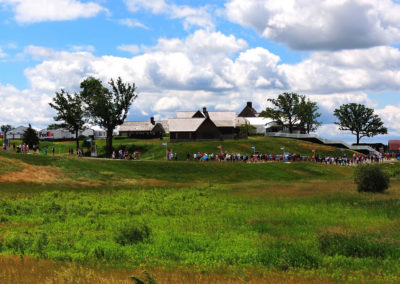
[262,92,387,145]
[49,77,137,157]
[1,88,388,155]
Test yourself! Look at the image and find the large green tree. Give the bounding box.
[334,103,387,145]
[49,90,86,149]
[1,125,12,144]
[23,124,39,148]
[262,92,320,134]
[298,97,321,134]
[80,77,137,156]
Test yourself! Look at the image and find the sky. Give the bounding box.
[1,0,400,143]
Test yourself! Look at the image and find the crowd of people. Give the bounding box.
[181,151,396,165]
[2,141,399,166]
[112,149,141,160]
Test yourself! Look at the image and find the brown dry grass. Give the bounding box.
[0,256,331,284]
[232,180,356,199]
[0,157,100,186]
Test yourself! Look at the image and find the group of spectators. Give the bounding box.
[181,151,394,165]
[112,149,141,160]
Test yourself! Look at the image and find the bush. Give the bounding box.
[354,164,390,193]
[318,232,398,258]
[114,221,151,245]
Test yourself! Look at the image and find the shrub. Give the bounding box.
[354,164,390,193]
[114,221,151,245]
[318,232,398,258]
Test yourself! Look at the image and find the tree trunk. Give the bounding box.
[106,128,113,157]
[75,129,79,149]
[356,132,360,145]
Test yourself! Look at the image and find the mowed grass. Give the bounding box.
[2,136,356,159]
[0,148,400,283]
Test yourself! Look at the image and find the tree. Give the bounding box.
[47,123,68,130]
[49,90,86,149]
[262,92,301,134]
[1,125,12,144]
[298,97,321,134]
[262,92,321,134]
[334,103,387,145]
[80,77,137,156]
[23,124,39,148]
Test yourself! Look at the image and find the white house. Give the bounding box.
[8,126,29,140]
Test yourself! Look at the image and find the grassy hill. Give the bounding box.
[0,146,399,283]
[2,136,356,159]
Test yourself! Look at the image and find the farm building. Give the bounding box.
[175,107,236,140]
[119,117,165,138]
[169,117,222,142]
[238,101,259,117]
[170,107,237,142]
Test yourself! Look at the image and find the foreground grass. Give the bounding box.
[0,151,399,283]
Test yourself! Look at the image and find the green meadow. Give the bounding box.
[0,137,399,283]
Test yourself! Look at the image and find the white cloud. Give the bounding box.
[0,83,53,126]
[225,0,400,50]
[279,46,400,94]
[118,18,149,29]
[0,0,106,24]
[123,0,167,14]
[2,29,400,141]
[0,47,7,58]
[117,44,141,54]
[124,0,214,30]
[70,45,95,52]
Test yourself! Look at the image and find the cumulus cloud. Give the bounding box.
[0,0,107,24]
[124,0,214,30]
[279,46,400,94]
[0,83,53,126]
[225,0,400,50]
[0,47,7,58]
[117,44,141,54]
[118,18,149,29]
[2,29,400,140]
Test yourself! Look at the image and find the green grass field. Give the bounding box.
[0,138,399,283]
[2,136,356,159]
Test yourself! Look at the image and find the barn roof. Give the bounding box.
[168,118,205,132]
[119,121,156,132]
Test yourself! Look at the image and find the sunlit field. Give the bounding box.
[0,138,399,283]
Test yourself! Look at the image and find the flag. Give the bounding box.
[251,146,255,150]
[162,142,167,146]
[217,145,222,149]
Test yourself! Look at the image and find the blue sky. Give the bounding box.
[1,0,400,143]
